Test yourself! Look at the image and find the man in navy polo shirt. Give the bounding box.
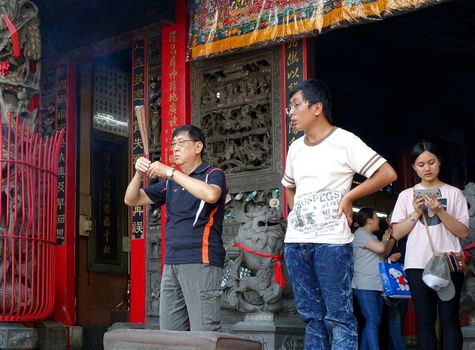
[124,125,227,331]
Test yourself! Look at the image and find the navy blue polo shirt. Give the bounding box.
[143,162,226,267]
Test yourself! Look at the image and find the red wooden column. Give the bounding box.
[130,39,149,324]
[129,0,190,324]
[160,0,191,272]
[281,39,307,215]
[53,62,77,325]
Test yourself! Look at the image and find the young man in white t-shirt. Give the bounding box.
[281,79,397,350]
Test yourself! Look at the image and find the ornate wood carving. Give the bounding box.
[192,47,283,193]
[0,0,41,133]
[192,48,291,324]
[145,35,162,329]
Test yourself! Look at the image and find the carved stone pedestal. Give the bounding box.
[222,312,305,350]
[463,326,475,350]
[0,323,37,349]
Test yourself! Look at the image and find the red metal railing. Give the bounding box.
[0,113,63,321]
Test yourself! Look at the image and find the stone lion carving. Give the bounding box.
[222,196,286,313]
[0,0,41,85]
[0,0,41,132]
[461,182,475,323]
[463,182,475,243]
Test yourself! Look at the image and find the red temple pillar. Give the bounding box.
[129,0,190,324]
[53,62,77,326]
[396,150,415,192]
[130,38,149,324]
[160,0,191,273]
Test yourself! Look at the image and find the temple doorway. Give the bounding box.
[307,0,475,344]
[309,0,475,189]
[75,48,131,335]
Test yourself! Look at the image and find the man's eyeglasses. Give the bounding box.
[170,139,197,148]
[285,102,309,115]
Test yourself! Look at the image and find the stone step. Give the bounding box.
[103,329,262,350]
[0,323,37,349]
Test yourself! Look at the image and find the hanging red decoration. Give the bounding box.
[1,14,21,61]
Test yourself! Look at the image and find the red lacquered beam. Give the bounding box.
[1,115,5,314]
[6,114,13,316]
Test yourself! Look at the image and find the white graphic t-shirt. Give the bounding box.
[391,183,468,269]
[282,127,387,244]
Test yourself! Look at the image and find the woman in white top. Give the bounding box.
[352,208,391,350]
[391,140,469,350]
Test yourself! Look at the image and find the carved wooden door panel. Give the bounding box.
[191,47,283,194]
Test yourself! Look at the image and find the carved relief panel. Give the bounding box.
[148,34,162,160]
[192,48,283,193]
[145,34,162,329]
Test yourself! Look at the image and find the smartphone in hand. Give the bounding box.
[414,188,441,198]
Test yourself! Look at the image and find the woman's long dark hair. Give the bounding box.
[410,140,442,165]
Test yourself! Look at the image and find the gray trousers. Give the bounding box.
[159,263,223,331]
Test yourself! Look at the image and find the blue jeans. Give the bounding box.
[386,299,407,350]
[284,243,357,350]
[354,289,383,350]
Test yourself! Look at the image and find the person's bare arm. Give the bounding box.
[393,194,468,240]
[338,162,397,226]
[365,239,388,254]
[172,169,222,204]
[382,229,396,257]
[392,193,425,240]
[124,157,154,206]
[285,186,296,210]
[148,161,222,204]
[427,197,468,239]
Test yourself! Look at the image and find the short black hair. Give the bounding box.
[356,207,376,227]
[289,79,333,123]
[410,140,441,165]
[172,125,206,155]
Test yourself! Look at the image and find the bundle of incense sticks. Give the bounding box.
[134,105,149,158]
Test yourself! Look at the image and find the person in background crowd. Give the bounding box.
[353,207,392,350]
[391,140,468,349]
[383,212,408,350]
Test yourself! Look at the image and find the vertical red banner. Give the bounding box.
[53,62,77,325]
[130,38,148,324]
[160,0,191,273]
